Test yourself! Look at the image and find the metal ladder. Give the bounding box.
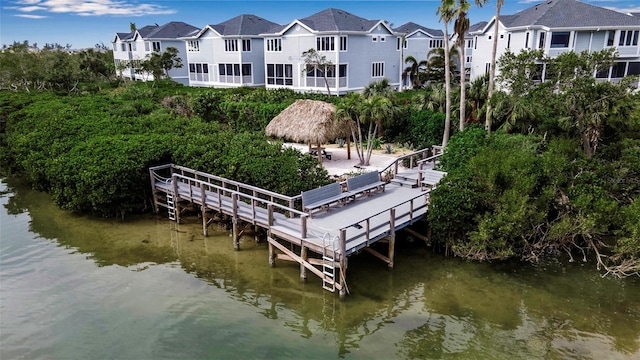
[166,193,176,221]
[322,233,337,292]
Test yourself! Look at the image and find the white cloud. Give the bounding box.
[7,0,177,17]
[14,13,48,18]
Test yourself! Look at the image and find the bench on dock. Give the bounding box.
[301,182,349,216]
[346,171,385,198]
[420,169,446,190]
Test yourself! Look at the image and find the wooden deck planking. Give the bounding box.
[156,175,429,260]
[269,184,430,258]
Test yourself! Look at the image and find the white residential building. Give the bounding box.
[183,15,280,88]
[112,22,199,85]
[260,8,402,95]
[469,0,640,86]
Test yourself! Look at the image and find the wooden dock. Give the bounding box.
[149,149,445,297]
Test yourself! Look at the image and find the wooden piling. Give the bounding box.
[232,193,239,250]
[149,168,158,213]
[172,175,180,224]
[388,209,396,269]
[300,245,308,281]
[268,234,276,267]
[339,229,347,299]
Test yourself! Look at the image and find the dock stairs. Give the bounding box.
[390,170,420,188]
[322,233,337,292]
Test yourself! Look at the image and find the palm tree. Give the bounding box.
[486,0,504,134]
[426,46,459,84]
[413,83,447,113]
[335,93,393,166]
[362,79,395,137]
[454,0,489,132]
[403,56,428,89]
[467,73,489,123]
[437,0,456,148]
[358,95,394,165]
[336,93,365,165]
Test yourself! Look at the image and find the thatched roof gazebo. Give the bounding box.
[265,99,352,163]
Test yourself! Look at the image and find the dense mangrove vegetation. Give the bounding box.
[0,44,638,278]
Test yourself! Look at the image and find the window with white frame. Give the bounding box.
[145,42,150,51]
[538,32,546,49]
[372,36,378,42]
[113,43,118,52]
[189,63,209,81]
[525,32,530,49]
[242,39,251,52]
[429,39,443,48]
[466,39,473,48]
[188,40,200,52]
[550,32,570,48]
[507,34,511,49]
[379,36,386,42]
[619,30,639,46]
[396,37,407,51]
[152,41,161,52]
[372,62,384,77]
[606,30,616,47]
[317,36,335,51]
[218,63,249,82]
[612,62,628,78]
[340,36,347,51]
[242,64,252,76]
[266,38,282,52]
[339,64,347,78]
[121,43,126,51]
[225,39,238,52]
[267,64,292,85]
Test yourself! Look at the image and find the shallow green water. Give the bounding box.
[1,176,639,359]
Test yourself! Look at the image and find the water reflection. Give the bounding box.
[2,176,639,359]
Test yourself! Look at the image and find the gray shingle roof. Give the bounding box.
[468,21,487,33]
[394,22,443,37]
[501,0,640,28]
[145,21,200,39]
[209,14,281,36]
[298,8,380,32]
[116,32,133,41]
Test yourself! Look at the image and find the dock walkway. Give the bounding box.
[149,148,444,297]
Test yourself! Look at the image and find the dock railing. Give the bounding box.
[150,164,303,217]
[379,145,443,181]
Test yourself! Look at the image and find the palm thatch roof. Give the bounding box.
[265,99,351,145]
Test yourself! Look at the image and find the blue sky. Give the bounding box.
[2,0,640,49]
